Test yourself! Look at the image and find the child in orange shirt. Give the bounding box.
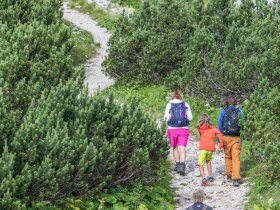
[197,114,224,186]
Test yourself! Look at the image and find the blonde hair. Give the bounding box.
[197,113,212,128]
[192,189,205,203]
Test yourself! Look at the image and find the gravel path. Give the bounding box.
[63,3,250,209]
[88,0,110,8]
[170,135,249,210]
[63,2,114,94]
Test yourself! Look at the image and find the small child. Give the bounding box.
[197,114,224,187]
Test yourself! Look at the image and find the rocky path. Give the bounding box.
[63,2,250,210]
[170,135,249,210]
[63,2,114,94]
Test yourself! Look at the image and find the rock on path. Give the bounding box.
[169,135,249,210]
[63,2,114,94]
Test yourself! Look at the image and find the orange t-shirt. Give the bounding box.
[199,124,224,152]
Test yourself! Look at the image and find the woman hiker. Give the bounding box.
[164,89,193,175]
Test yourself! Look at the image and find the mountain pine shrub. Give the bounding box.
[103,0,191,83]
[0,0,63,25]
[0,82,169,207]
[104,0,280,103]
[0,0,83,150]
[244,78,280,181]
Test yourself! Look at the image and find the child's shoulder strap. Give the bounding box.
[202,204,207,210]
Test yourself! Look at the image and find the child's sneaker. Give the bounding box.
[237,179,244,184]
[206,176,215,182]
[201,178,207,187]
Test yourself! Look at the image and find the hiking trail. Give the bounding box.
[63,2,250,210]
[63,2,114,94]
[170,135,250,210]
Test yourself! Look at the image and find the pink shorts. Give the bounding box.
[167,128,189,148]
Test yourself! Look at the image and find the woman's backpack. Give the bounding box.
[167,102,189,127]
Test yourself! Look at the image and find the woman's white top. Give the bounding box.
[164,99,193,129]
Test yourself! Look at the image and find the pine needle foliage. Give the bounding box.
[0,0,83,150]
[243,78,280,182]
[103,0,191,83]
[1,0,169,207]
[0,82,168,207]
[104,0,280,103]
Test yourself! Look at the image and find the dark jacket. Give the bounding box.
[186,202,213,210]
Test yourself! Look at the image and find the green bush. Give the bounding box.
[175,0,280,102]
[37,160,174,210]
[1,0,169,208]
[241,142,280,210]
[103,0,191,83]
[104,0,280,103]
[0,82,169,207]
[0,0,82,150]
[243,78,280,181]
[0,0,63,25]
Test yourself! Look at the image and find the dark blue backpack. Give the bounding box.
[222,107,240,136]
[167,102,189,127]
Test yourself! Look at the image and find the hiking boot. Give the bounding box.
[233,180,240,187]
[177,162,186,175]
[227,175,232,182]
[206,176,215,182]
[174,162,180,172]
[238,179,244,184]
[201,178,207,187]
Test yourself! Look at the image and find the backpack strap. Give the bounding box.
[169,103,175,111]
[187,206,194,210]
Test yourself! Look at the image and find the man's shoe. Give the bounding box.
[177,162,186,175]
[233,180,240,187]
[201,178,207,187]
[206,176,215,182]
[238,179,244,184]
[227,175,232,182]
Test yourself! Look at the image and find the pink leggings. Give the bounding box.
[167,128,189,148]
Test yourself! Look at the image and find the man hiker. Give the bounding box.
[218,97,245,187]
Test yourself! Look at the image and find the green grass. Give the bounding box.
[241,142,280,210]
[112,0,142,9]
[103,83,221,134]
[67,0,118,31]
[64,20,98,66]
[104,83,170,118]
